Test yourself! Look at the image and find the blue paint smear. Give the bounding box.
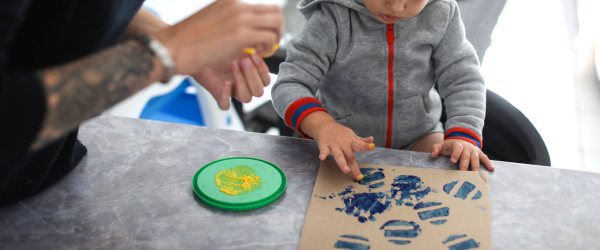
[442,234,467,244]
[334,240,371,250]
[448,239,480,250]
[388,240,411,245]
[360,168,376,175]
[340,235,369,242]
[474,206,488,211]
[336,174,434,222]
[381,220,421,238]
[368,182,385,188]
[338,191,392,223]
[413,202,443,210]
[430,220,447,225]
[443,181,458,194]
[418,207,450,220]
[390,175,431,205]
[338,186,354,196]
[454,182,476,200]
[359,172,385,185]
[329,196,333,199]
[378,168,384,171]
[314,195,327,200]
[471,191,482,200]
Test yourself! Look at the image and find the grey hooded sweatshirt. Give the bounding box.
[271,0,486,149]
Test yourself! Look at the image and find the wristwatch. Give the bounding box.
[135,34,176,84]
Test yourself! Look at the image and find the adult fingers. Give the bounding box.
[430,142,443,158]
[470,151,480,171]
[342,147,362,181]
[240,56,264,97]
[450,142,463,163]
[216,81,233,110]
[331,148,351,176]
[251,54,272,86]
[239,29,279,55]
[480,153,495,171]
[231,59,253,103]
[459,150,471,171]
[246,7,283,39]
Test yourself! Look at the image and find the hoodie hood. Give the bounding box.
[297,0,436,20]
[297,0,371,19]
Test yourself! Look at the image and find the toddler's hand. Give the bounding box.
[313,121,375,180]
[430,139,494,171]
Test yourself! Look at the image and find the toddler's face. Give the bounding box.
[363,0,428,24]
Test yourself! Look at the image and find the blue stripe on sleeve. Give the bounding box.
[291,103,322,129]
[447,131,481,148]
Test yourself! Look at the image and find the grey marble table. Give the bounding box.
[1,116,598,249]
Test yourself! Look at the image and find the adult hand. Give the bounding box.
[430,139,495,171]
[192,53,271,110]
[153,0,282,77]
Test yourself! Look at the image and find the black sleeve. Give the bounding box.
[0,0,48,165]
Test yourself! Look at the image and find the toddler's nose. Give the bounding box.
[386,0,405,12]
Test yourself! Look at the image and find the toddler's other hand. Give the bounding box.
[430,139,494,171]
[313,121,375,181]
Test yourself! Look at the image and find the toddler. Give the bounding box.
[272,0,495,180]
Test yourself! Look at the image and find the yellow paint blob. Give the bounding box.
[215,165,264,195]
[243,44,280,58]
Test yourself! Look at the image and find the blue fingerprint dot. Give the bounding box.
[430,220,447,225]
[443,181,458,194]
[471,190,482,200]
[389,240,411,245]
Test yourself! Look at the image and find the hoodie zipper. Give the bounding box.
[385,23,395,148]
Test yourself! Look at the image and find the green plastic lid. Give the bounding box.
[193,157,286,210]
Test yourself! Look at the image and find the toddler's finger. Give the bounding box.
[470,152,480,171]
[342,148,362,181]
[480,153,495,171]
[319,146,331,161]
[331,148,351,175]
[352,139,374,152]
[459,150,471,171]
[450,142,463,163]
[359,136,374,143]
[430,143,443,158]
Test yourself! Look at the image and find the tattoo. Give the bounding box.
[31,41,155,150]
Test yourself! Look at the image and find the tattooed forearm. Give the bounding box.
[31,40,157,150]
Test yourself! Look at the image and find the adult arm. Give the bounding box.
[31,0,282,151]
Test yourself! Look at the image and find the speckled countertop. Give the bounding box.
[0,116,598,249]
